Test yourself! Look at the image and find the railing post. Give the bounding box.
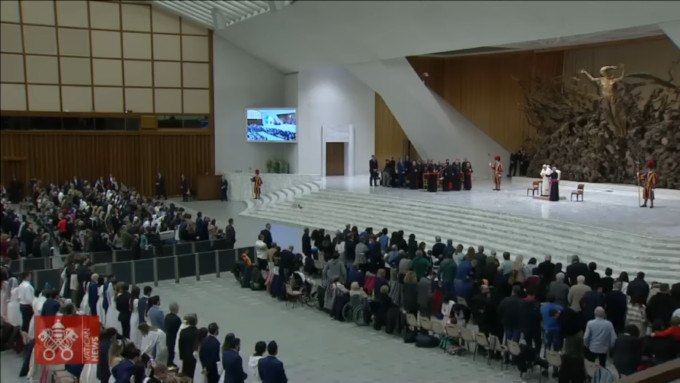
[195,253,200,281]
[112,250,118,263]
[215,250,220,278]
[173,249,179,284]
[131,261,136,287]
[153,256,159,287]
[19,258,24,273]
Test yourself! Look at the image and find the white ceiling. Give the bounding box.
[151,0,295,30]
[152,1,680,73]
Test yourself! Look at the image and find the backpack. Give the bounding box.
[415,333,439,348]
[403,327,417,343]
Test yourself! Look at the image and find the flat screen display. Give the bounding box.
[246,108,297,142]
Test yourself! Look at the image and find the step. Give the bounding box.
[241,191,679,284]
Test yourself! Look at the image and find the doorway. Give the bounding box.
[325,142,345,176]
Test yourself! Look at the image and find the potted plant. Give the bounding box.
[265,159,273,173]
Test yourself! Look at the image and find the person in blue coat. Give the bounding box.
[258,341,288,383]
[199,323,221,383]
[221,333,247,383]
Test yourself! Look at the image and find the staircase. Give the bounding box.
[242,186,680,285]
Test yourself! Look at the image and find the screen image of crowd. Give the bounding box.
[246,110,297,142]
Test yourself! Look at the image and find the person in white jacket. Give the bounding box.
[248,341,267,383]
[254,235,268,270]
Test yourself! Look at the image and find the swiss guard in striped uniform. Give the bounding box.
[490,155,503,191]
[639,160,658,208]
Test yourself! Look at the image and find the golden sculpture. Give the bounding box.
[580,65,626,136]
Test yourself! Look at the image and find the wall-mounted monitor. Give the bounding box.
[246,108,297,142]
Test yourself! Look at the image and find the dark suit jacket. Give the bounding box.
[164,313,182,350]
[536,261,555,283]
[221,350,247,383]
[225,225,236,246]
[627,278,650,302]
[156,176,165,194]
[260,229,272,248]
[199,335,220,370]
[613,334,642,376]
[138,296,148,323]
[41,299,61,316]
[566,262,588,285]
[258,355,288,383]
[116,291,132,321]
[178,326,199,361]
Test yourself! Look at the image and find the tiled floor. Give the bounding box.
[1,275,530,383]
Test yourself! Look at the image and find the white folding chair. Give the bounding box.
[406,313,419,330]
[459,326,476,352]
[474,332,491,362]
[419,315,432,332]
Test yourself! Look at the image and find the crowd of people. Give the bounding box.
[3,175,680,382]
[369,155,475,191]
[276,225,679,380]
[0,263,288,383]
[0,174,237,262]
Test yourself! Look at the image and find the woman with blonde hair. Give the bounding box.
[511,255,526,284]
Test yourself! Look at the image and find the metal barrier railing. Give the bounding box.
[12,242,255,290]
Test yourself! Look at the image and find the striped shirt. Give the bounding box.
[625,302,647,334]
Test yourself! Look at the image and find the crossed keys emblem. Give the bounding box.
[38,319,79,361]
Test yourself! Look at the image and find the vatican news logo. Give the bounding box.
[35,316,100,364]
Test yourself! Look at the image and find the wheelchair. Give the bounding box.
[342,294,370,325]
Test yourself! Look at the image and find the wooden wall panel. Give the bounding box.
[375,93,421,162]
[407,51,564,152]
[0,130,213,196]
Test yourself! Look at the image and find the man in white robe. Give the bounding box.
[541,164,552,196]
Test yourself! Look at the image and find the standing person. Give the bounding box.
[568,275,591,312]
[549,164,561,201]
[301,228,311,257]
[612,325,643,377]
[225,219,236,249]
[248,341,267,383]
[369,155,379,187]
[115,282,132,338]
[408,161,420,190]
[220,176,229,202]
[508,152,517,178]
[490,155,503,191]
[452,159,462,191]
[397,158,406,188]
[199,323,221,383]
[156,173,166,200]
[251,169,263,200]
[462,158,473,190]
[258,341,288,383]
[222,333,247,383]
[147,296,165,330]
[87,273,99,318]
[604,282,628,333]
[540,165,551,196]
[129,286,142,347]
[638,160,658,208]
[260,224,273,249]
[17,272,34,332]
[180,174,189,202]
[255,235,268,270]
[165,302,182,368]
[139,286,152,324]
[583,306,617,366]
[178,315,199,378]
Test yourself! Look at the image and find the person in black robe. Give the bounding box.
[441,160,452,191]
[462,158,473,190]
[549,165,560,201]
[452,159,462,191]
[409,161,420,190]
[155,173,166,200]
[220,177,228,201]
[180,174,188,201]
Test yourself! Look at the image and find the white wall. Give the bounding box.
[347,58,507,179]
[297,66,375,175]
[212,35,294,174]
[283,73,299,173]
